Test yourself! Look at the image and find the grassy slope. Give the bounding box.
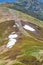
[12,9,43,28]
[0,6,43,27]
[0,6,43,65]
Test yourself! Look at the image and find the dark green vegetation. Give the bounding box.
[2,0,43,21]
[0,2,43,65]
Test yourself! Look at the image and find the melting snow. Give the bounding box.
[6,34,18,48]
[7,39,16,48]
[23,25,35,31]
[8,34,18,39]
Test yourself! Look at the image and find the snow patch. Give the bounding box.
[6,33,18,48]
[7,39,16,48]
[23,25,35,31]
[8,34,18,39]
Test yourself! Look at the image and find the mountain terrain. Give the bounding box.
[6,0,43,21]
[0,1,43,65]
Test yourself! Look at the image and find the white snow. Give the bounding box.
[8,34,18,39]
[6,34,18,48]
[23,25,35,31]
[6,39,16,48]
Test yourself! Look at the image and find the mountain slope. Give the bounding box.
[0,0,43,20]
[3,0,43,21]
[0,3,43,65]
